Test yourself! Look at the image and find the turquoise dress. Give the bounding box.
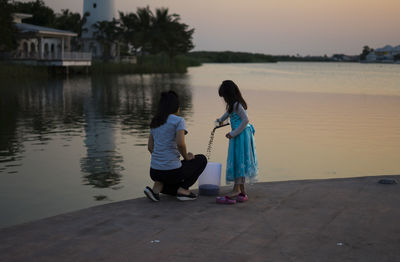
[226,112,258,184]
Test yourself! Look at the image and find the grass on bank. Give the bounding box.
[91,54,201,75]
[0,63,49,79]
[0,54,201,79]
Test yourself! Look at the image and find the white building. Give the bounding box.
[366,45,400,62]
[11,13,91,67]
[82,0,118,59]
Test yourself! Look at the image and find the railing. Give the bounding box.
[62,52,92,61]
[12,51,92,61]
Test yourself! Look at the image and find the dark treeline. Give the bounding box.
[273,55,333,62]
[184,52,360,63]
[186,51,276,63]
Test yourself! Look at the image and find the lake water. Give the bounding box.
[1,62,400,228]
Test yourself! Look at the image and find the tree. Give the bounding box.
[119,11,139,55]
[54,9,89,50]
[0,0,18,53]
[360,45,371,61]
[11,0,55,27]
[130,6,153,54]
[92,19,121,60]
[119,6,153,63]
[150,8,194,60]
[119,6,194,62]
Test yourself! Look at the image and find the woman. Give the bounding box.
[144,91,207,202]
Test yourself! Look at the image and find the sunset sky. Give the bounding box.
[36,0,400,55]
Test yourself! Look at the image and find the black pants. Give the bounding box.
[150,154,207,195]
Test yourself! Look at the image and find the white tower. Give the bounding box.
[82,0,116,58]
[83,0,115,38]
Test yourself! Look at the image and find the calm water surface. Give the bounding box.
[1,62,400,227]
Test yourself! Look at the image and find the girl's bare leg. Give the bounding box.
[152,181,163,194]
[239,184,246,195]
[227,184,241,197]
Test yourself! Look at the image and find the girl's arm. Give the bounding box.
[217,111,229,123]
[147,134,154,153]
[176,130,194,160]
[228,103,249,138]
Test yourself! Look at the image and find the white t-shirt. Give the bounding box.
[150,114,187,170]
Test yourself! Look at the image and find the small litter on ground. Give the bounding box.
[378,179,397,185]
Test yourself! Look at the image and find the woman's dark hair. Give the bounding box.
[218,80,247,113]
[150,91,180,128]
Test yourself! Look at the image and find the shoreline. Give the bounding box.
[1,174,399,261]
[1,60,399,80]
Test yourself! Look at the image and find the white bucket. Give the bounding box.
[198,162,222,195]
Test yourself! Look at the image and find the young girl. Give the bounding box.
[216,80,258,203]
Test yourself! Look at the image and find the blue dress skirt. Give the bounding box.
[226,112,258,184]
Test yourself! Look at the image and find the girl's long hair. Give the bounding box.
[150,91,180,128]
[218,80,247,113]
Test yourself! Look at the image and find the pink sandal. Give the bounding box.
[216,196,236,204]
[236,193,248,202]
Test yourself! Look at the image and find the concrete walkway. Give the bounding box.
[1,175,399,262]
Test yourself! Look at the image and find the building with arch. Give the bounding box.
[11,13,91,67]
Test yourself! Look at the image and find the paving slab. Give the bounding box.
[1,175,400,262]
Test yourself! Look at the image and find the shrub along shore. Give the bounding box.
[0,51,279,79]
[0,54,201,79]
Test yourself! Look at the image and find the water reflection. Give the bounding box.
[0,79,68,174]
[0,74,193,205]
[81,76,123,191]
[0,74,192,169]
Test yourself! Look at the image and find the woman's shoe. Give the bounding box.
[216,196,236,204]
[144,186,160,202]
[176,192,197,201]
[236,193,248,202]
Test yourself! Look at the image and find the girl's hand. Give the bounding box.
[225,133,233,139]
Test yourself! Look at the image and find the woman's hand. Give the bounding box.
[186,152,194,160]
[176,130,194,160]
[225,133,233,139]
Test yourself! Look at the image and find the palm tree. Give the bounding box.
[119,6,194,63]
[0,0,18,53]
[54,9,89,50]
[134,6,154,56]
[119,11,138,55]
[119,7,153,63]
[151,8,194,61]
[92,19,121,60]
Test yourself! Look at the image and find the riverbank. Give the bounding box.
[0,55,201,79]
[1,175,399,262]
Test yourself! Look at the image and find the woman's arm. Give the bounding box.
[147,134,154,153]
[176,130,194,160]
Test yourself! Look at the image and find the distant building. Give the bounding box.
[82,0,118,59]
[366,45,400,62]
[332,54,359,62]
[11,13,91,67]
